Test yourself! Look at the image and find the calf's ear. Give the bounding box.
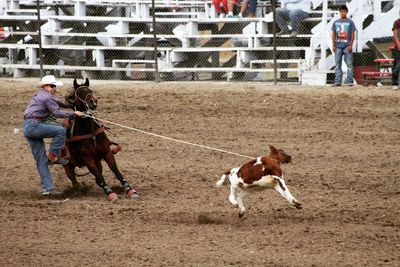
[269,145,278,154]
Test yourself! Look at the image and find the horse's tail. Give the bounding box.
[216,169,231,188]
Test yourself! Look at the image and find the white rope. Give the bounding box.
[85,114,254,159]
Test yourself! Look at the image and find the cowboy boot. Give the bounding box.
[48,152,69,165]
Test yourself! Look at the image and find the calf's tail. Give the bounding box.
[216,170,230,188]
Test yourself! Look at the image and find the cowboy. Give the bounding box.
[23,75,84,196]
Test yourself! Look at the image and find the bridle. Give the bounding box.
[73,85,94,111]
[68,85,101,139]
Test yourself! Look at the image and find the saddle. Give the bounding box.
[60,118,121,164]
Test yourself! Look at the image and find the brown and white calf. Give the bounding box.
[216,145,302,217]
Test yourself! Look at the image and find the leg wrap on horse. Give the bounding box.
[122,182,132,191]
[98,182,113,195]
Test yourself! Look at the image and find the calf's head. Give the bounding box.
[269,145,292,164]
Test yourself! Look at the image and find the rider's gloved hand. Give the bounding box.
[74,111,85,117]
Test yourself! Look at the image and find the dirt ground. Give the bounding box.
[0,79,399,266]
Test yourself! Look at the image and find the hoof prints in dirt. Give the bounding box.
[196,213,223,224]
[63,184,92,197]
[169,212,224,225]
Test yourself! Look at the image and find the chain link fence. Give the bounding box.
[0,0,397,85]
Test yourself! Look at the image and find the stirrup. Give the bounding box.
[48,158,69,165]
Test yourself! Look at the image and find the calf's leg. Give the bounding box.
[229,183,238,206]
[272,176,302,209]
[237,189,251,218]
[228,173,241,207]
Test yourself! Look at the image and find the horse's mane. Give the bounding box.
[65,87,76,106]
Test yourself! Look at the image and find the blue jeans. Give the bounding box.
[247,0,257,15]
[335,46,354,85]
[392,49,400,86]
[276,8,309,32]
[23,119,66,192]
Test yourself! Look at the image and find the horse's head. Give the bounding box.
[65,78,97,111]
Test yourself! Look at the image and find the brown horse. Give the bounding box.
[63,78,138,202]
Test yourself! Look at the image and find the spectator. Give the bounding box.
[391,14,400,90]
[226,0,238,18]
[213,0,229,18]
[214,0,257,18]
[276,0,311,37]
[238,0,258,18]
[332,5,356,86]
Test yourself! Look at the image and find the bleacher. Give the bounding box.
[0,0,309,81]
[0,0,397,83]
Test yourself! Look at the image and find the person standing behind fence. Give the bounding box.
[276,0,311,37]
[332,5,356,87]
[391,15,400,90]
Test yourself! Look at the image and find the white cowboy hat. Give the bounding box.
[38,75,63,87]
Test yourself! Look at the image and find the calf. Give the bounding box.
[216,145,302,217]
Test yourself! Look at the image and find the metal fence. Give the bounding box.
[0,0,397,85]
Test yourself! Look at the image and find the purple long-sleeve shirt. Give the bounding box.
[24,89,75,119]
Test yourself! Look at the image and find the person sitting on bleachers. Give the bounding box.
[276,0,311,37]
[238,0,258,18]
[213,0,229,18]
[223,0,257,18]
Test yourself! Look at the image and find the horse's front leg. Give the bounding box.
[85,158,119,202]
[104,152,138,199]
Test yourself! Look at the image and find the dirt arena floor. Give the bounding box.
[0,78,399,266]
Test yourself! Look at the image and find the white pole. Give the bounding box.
[319,0,327,71]
[373,0,382,21]
[356,0,364,52]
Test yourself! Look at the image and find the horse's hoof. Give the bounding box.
[127,189,139,199]
[238,212,244,218]
[107,192,119,203]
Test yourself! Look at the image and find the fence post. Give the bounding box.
[151,0,160,83]
[36,0,43,78]
[319,0,328,71]
[272,0,277,85]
